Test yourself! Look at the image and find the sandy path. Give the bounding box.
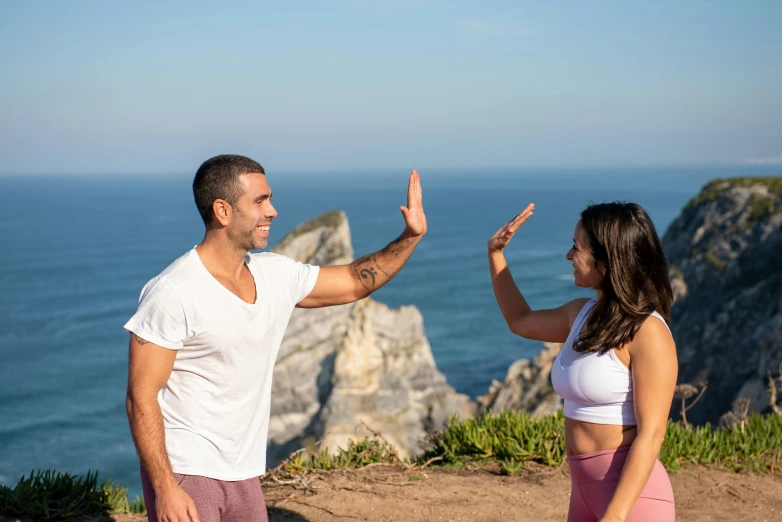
[262,464,782,522]
[3,465,780,521]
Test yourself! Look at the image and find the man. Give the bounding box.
[124,154,427,522]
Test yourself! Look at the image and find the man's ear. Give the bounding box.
[212,199,232,226]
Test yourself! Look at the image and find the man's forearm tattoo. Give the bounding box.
[134,334,150,345]
[390,238,416,256]
[352,254,389,291]
[352,235,418,291]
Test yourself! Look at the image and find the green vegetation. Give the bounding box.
[659,413,782,473]
[414,411,781,475]
[674,176,781,259]
[5,412,780,519]
[420,411,566,474]
[686,177,782,209]
[681,244,711,264]
[0,470,145,520]
[282,437,401,473]
[718,176,782,196]
[748,194,776,221]
[704,252,727,271]
[679,177,782,233]
[100,481,146,516]
[684,181,725,210]
[269,410,781,478]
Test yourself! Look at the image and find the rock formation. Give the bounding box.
[265,175,782,457]
[479,177,782,426]
[267,210,475,465]
[663,177,782,424]
[477,342,563,417]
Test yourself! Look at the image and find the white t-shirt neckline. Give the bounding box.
[190,247,260,309]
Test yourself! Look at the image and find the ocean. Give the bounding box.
[0,166,773,496]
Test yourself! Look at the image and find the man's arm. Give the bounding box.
[126,333,200,522]
[297,170,427,308]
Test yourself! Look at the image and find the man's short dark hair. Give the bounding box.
[193,154,265,226]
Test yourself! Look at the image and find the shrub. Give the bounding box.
[0,470,145,520]
[101,481,146,515]
[0,470,109,520]
[660,413,782,474]
[418,410,782,476]
[419,410,566,470]
[282,437,400,474]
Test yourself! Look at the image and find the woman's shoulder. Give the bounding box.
[564,297,594,326]
[629,312,675,355]
[639,311,671,335]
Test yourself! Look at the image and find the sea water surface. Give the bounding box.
[0,166,771,495]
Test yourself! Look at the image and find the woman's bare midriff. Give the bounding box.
[565,417,637,455]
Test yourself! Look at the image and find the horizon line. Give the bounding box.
[1,163,780,178]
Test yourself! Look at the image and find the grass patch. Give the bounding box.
[0,470,145,520]
[419,410,567,472]
[659,413,782,473]
[281,437,401,474]
[6,412,781,518]
[101,481,146,516]
[415,410,781,475]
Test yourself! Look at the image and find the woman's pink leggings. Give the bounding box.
[567,446,675,521]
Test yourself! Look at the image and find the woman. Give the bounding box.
[488,202,677,522]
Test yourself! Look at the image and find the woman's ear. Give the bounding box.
[597,260,607,278]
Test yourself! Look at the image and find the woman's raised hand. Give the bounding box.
[487,203,535,254]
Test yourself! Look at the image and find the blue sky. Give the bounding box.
[1,1,781,175]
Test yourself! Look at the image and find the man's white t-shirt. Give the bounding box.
[124,248,319,481]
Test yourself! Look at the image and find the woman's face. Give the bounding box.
[566,220,605,289]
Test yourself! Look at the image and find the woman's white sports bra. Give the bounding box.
[550,298,670,425]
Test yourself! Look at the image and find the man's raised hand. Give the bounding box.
[400,170,427,237]
[488,203,535,253]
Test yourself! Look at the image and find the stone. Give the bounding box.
[477,342,564,418]
[663,178,782,424]
[267,210,475,465]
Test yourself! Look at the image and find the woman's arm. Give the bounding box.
[600,316,678,522]
[488,204,587,342]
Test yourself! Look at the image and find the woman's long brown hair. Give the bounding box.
[574,202,673,354]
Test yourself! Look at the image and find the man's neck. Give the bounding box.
[196,234,250,281]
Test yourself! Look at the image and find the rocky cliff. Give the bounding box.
[663,177,782,424]
[267,211,475,464]
[478,342,563,418]
[479,176,782,425]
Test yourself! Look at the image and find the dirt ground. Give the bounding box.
[4,464,781,522]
